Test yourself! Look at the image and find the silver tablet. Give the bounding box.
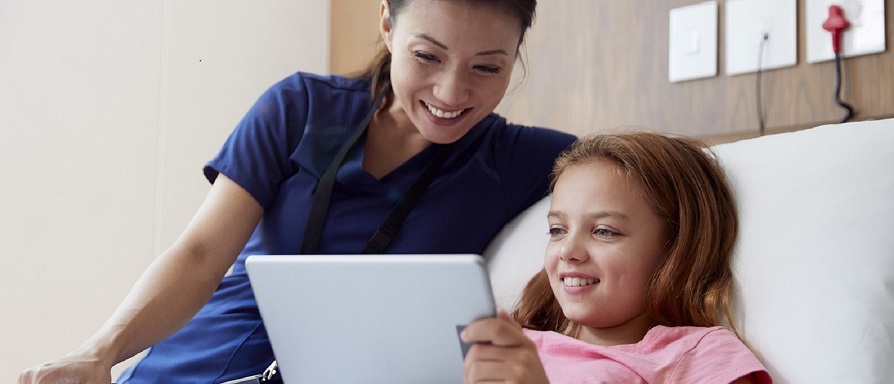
[245,254,496,384]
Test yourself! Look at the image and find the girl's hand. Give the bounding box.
[461,309,549,384]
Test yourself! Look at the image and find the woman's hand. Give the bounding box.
[18,349,112,384]
[19,174,263,384]
[461,309,549,384]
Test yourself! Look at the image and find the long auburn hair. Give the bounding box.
[350,0,537,101]
[513,132,741,338]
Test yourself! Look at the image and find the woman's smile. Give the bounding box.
[422,100,469,121]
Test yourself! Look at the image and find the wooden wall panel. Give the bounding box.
[330,0,894,140]
[330,0,381,75]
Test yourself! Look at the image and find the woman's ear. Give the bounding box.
[379,0,394,52]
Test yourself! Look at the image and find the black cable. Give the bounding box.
[756,33,768,136]
[833,52,855,123]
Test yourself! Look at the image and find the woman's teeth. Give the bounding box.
[426,103,463,119]
[564,277,597,287]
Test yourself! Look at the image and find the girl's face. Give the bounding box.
[380,0,520,144]
[545,161,668,346]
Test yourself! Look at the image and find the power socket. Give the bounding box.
[668,1,718,82]
[806,0,886,63]
[724,0,797,76]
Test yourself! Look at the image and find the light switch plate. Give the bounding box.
[725,0,797,76]
[806,0,886,63]
[668,1,718,82]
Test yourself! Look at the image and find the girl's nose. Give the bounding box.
[558,232,590,264]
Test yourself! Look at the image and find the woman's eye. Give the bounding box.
[414,51,439,63]
[475,65,501,75]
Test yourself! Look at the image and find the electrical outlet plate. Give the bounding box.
[806,0,886,63]
[668,1,718,82]
[725,0,797,76]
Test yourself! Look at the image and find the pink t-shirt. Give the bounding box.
[524,326,772,383]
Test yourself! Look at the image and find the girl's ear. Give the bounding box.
[379,0,394,52]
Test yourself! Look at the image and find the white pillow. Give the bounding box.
[485,196,551,310]
[715,119,894,383]
[484,118,894,383]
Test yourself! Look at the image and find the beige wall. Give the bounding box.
[330,0,894,140]
[0,1,329,381]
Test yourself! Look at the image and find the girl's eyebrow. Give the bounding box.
[547,210,630,222]
[411,33,510,57]
[591,211,631,222]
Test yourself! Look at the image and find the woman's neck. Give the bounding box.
[362,107,431,179]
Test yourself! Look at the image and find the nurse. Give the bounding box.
[19,0,575,382]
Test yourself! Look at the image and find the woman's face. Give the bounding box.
[545,161,668,345]
[380,0,521,144]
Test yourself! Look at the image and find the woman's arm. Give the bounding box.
[19,174,263,383]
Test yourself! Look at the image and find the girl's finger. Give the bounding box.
[462,317,526,346]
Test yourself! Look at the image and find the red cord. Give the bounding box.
[822,5,855,123]
[822,5,850,53]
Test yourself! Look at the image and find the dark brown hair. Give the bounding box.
[514,132,741,338]
[351,0,537,99]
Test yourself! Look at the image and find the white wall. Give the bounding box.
[0,1,329,381]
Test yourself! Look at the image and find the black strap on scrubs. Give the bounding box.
[300,86,453,254]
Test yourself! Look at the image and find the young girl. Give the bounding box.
[462,132,772,383]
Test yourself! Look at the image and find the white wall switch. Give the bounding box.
[669,1,718,82]
[725,0,797,76]
[806,0,886,63]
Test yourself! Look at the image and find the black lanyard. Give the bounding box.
[300,88,453,254]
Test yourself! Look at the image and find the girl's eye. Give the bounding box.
[475,65,501,75]
[414,51,439,63]
[594,228,619,238]
[548,227,566,237]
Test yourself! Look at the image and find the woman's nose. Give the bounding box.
[433,68,469,107]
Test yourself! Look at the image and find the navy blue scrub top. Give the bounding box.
[117,72,575,383]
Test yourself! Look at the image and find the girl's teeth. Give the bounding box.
[564,277,597,287]
[426,103,463,119]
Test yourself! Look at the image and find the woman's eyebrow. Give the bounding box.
[476,49,509,57]
[412,33,448,50]
[411,33,510,57]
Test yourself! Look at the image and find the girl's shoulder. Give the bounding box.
[636,325,737,352]
[641,326,772,383]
